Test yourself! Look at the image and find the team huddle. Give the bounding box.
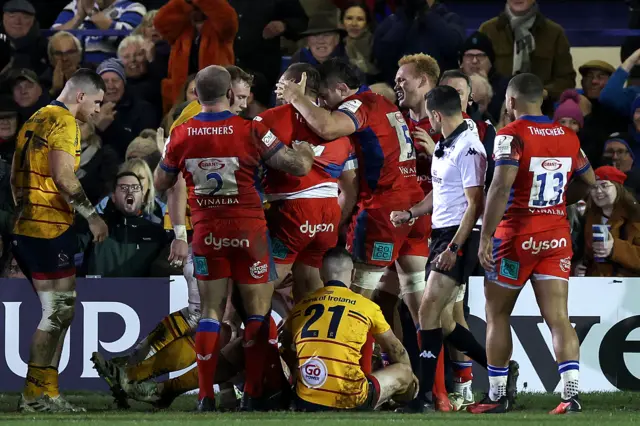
[11,52,595,415]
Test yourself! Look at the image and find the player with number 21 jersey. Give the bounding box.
[490,115,591,286]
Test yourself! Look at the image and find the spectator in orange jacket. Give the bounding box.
[154,0,238,113]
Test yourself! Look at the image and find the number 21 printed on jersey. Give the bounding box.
[528,157,572,208]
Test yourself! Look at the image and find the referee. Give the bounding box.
[391,85,487,412]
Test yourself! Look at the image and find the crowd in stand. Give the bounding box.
[0,0,638,279]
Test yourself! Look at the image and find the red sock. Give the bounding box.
[264,316,285,391]
[195,319,221,400]
[432,345,446,397]
[243,315,268,398]
[453,362,474,383]
[359,333,374,375]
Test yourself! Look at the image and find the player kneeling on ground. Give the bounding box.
[280,247,418,411]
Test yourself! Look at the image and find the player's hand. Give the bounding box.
[275,72,306,104]
[574,262,587,277]
[168,238,188,268]
[390,210,410,227]
[593,231,614,258]
[412,127,436,156]
[478,236,494,272]
[292,140,315,156]
[263,20,286,39]
[156,126,165,152]
[88,214,108,243]
[94,102,117,132]
[434,249,456,272]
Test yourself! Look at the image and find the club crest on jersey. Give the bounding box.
[194,256,209,276]
[560,256,571,273]
[249,261,268,279]
[300,357,328,389]
[262,131,277,147]
[500,258,519,280]
[338,99,362,114]
[372,242,394,262]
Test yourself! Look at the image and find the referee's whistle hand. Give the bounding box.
[390,210,409,227]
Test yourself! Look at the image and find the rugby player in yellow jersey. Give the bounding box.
[281,247,418,411]
[11,69,108,413]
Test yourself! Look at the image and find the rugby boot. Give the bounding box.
[91,351,130,409]
[18,394,52,413]
[46,395,87,412]
[449,380,474,411]
[394,396,436,413]
[197,396,217,412]
[506,360,520,405]
[549,396,582,415]
[467,394,511,414]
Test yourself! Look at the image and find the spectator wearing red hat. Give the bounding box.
[553,89,583,134]
[574,166,640,278]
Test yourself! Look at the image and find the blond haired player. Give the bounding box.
[12,69,108,412]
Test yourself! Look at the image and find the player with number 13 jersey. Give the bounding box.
[490,115,590,286]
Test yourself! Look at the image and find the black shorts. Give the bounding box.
[12,226,77,282]
[294,376,380,412]
[426,225,480,285]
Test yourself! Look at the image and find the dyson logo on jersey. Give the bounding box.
[541,159,562,171]
[521,237,567,255]
[527,126,565,137]
[299,221,335,237]
[204,234,250,250]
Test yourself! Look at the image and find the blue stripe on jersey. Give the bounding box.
[356,85,370,94]
[159,161,179,174]
[336,109,359,131]
[323,162,344,178]
[352,210,368,262]
[574,162,591,176]
[353,127,384,192]
[195,111,234,122]
[53,9,74,26]
[520,115,553,124]
[495,159,519,167]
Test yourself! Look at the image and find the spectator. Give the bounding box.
[600,48,640,119]
[52,0,146,64]
[479,0,575,103]
[132,10,170,86]
[154,0,238,113]
[575,166,640,278]
[553,90,583,134]
[125,134,158,162]
[40,31,83,97]
[132,9,161,44]
[0,95,18,241]
[332,0,396,21]
[342,2,379,82]
[578,60,615,102]
[469,73,493,120]
[459,31,509,122]
[9,68,50,122]
[95,58,159,160]
[76,168,169,277]
[373,0,464,86]
[603,133,636,174]
[229,0,308,106]
[0,33,12,77]
[117,35,162,117]
[1,0,48,75]
[291,13,348,66]
[77,119,119,205]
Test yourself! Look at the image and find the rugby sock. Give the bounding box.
[418,328,443,403]
[558,361,580,400]
[24,365,57,399]
[162,367,199,397]
[445,323,488,369]
[127,336,196,382]
[360,333,374,375]
[452,361,474,383]
[264,316,286,391]
[488,365,508,401]
[195,318,221,400]
[416,330,446,401]
[243,315,268,398]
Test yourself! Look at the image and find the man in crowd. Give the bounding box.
[41,31,83,97]
[10,68,50,122]
[1,0,48,75]
[154,65,314,411]
[12,69,108,412]
[471,73,595,415]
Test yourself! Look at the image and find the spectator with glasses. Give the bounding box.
[574,166,640,278]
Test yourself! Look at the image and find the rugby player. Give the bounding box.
[154,65,314,411]
[469,73,595,415]
[390,86,486,413]
[276,58,428,321]
[280,247,418,411]
[12,69,108,412]
[256,62,357,300]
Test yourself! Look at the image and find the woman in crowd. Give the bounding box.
[575,166,640,277]
[342,2,379,83]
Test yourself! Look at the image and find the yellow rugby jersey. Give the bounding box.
[13,101,80,239]
[286,281,390,409]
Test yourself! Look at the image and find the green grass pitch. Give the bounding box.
[0,392,637,425]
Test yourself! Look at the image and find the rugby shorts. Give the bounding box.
[12,226,77,282]
[191,218,276,284]
[294,375,380,411]
[426,225,480,285]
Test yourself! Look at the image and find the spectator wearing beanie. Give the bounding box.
[603,133,636,174]
[95,58,159,161]
[459,31,509,122]
[575,165,640,278]
[554,90,583,134]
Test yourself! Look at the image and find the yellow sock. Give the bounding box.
[162,367,199,397]
[127,336,196,382]
[146,311,194,358]
[24,365,58,399]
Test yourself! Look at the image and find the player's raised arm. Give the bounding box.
[276,72,357,141]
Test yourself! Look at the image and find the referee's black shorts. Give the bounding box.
[426,225,481,285]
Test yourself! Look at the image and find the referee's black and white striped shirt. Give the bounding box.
[431,121,487,229]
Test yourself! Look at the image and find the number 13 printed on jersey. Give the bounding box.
[528,157,572,208]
